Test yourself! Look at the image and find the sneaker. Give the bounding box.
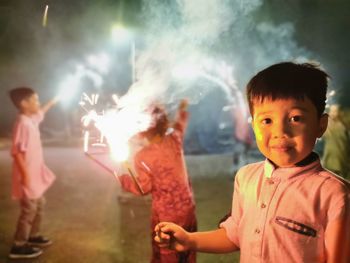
[28,236,53,247]
[9,244,43,259]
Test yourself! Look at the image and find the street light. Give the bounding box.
[111,24,136,83]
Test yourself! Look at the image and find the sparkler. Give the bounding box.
[81,92,148,195]
[85,151,120,183]
[42,5,49,27]
[123,162,145,195]
[83,128,145,194]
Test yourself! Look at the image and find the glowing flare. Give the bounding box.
[81,93,153,162]
[110,143,129,162]
[84,131,89,152]
[94,94,99,105]
[92,107,152,161]
[42,5,48,27]
[112,94,119,105]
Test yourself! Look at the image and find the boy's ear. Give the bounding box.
[19,99,27,109]
[317,113,328,138]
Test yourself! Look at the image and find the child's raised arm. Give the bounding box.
[41,96,59,114]
[173,99,189,135]
[178,98,188,112]
[154,222,238,253]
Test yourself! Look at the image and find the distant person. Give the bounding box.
[8,87,57,259]
[154,62,350,262]
[322,104,350,179]
[232,104,254,169]
[119,99,197,263]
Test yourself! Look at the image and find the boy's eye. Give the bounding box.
[261,118,272,125]
[290,116,301,122]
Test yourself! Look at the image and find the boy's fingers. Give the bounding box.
[154,233,171,249]
[154,221,168,231]
[155,222,174,234]
[155,229,172,242]
[158,230,171,240]
[159,223,176,233]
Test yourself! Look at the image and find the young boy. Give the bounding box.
[8,87,57,259]
[155,62,350,262]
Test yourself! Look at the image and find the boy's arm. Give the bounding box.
[325,209,350,262]
[13,152,29,188]
[155,222,238,253]
[188,228,239,253]
[41,96,59,114]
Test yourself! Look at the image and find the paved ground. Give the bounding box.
[0,146,243,263]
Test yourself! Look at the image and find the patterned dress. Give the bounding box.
[119,110,197,263]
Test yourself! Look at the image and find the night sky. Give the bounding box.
[0,0,349,137]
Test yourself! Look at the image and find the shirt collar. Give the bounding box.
[264,152,321,180]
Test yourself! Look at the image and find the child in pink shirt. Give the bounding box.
[119,99,197,263]
[155,62,350,262]
[8,87,57,259]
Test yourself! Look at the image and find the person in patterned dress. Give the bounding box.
[119,99,197,263]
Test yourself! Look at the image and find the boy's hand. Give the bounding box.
[22,173,30,188]
[52,95,60,104]
[179,99,189,112]
[14,153,30,188]
[41,96,59,114]
[154,222,192,252]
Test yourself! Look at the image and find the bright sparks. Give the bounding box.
[81,93,152,162]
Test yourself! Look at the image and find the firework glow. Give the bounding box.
[80,92,149,194]
[42,5,48,27]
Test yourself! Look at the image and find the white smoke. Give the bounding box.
[119,0,311,109]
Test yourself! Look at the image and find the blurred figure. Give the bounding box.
[232,105,254,170]
[119,99,197,263]
[322,104,350,179]
[8,87,57,259]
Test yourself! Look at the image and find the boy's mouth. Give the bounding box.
[270,145,293,152]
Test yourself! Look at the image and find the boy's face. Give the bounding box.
[21,93,40,114]
[251,97,327,167]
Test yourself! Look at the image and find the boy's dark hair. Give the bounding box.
[247,62,329,117]
[9,87,35,109]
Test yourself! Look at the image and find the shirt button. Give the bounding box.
[261,203,266,208]
[255,229,260,234]
[268,180,274,185]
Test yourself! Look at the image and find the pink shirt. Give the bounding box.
[11,111,55,199]
[221,157,350,262]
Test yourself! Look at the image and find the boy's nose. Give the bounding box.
[272,121,290,138]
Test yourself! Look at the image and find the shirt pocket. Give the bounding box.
[274,216,323,247]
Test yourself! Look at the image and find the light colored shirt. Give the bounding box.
[11,111,55,199]
[221,157,350,262]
